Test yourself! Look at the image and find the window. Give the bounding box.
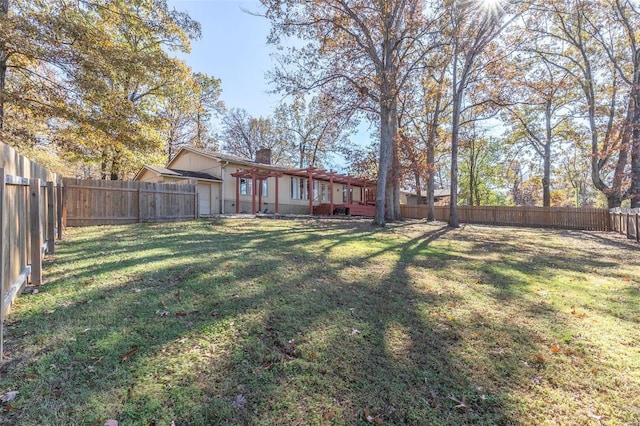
[262,179,268,196]
[290,177,312,200]
[313,180,319,201]
[240,178,252,196]
[342,185,347,203]
[290,177,299,199]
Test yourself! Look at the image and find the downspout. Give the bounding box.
[221,161,229,214]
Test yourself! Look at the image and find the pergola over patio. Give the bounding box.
[230,166,377,216]
[230,168,283,214]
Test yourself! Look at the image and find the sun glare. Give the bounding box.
[479,0,504,19]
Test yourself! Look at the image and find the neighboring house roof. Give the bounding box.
[434,189,451,198]
[135,165,222,182]
[402,188,451,198]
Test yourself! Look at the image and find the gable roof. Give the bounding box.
[402,188,451,198]
[134,165,222,182]
[168,147,288,172]
[168,147,377,187]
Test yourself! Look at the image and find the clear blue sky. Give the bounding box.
[167,0,283,117]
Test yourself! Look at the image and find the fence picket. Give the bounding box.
[63,178,197,226]
[400,205,611,231]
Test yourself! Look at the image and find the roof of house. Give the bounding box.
[136,165,222,182]
[170,147,289,172]
[403,188,451,198]
[170,147,377,187]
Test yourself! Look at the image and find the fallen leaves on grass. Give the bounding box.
[0,391,18,403]
[232,394,247,409]
[104,420,118,426]
[534,354,546,363]
[448,394,468,409]
[550,345,561,353]
[363,408,384,424]
[570,305,587,318]
[120,347,138,363]
[322,410,336,421]
[156,310,170,317]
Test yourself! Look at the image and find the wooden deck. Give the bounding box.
[313,203,375,217]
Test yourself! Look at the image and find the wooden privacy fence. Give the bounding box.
[609,208,640,242]
[63,178,197,226]
[401,205,611,231]
[1,143,63,359]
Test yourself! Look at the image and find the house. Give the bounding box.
[401,189,451,206]
[134,147,377,217]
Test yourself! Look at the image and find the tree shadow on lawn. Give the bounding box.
[1,220,635,425]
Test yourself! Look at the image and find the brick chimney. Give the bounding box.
[255,148,272,165]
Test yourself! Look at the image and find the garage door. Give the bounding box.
[197,184,211,216]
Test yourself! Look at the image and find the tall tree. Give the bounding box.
[261,0,442,225]
[502,51,576,207]
[161,71,222,161]
[221,108,291,165]
[445,0,523,227]
[275,94,355,168]
[534,0,628,208]
[3,0,202,178]
[598,0,640,207]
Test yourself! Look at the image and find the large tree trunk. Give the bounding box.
[383,106,399,222]
[543,100,552,207]
[375,100,393,226]
[426,150,435,221]
[425,94,440,221]
[629,51,640,208]
[449,61,462,228]
[392,138,401,220]
[0,0,8,130]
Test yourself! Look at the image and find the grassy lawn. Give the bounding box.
[1,218,639,425]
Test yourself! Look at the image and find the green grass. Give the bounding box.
[1,218,639,425]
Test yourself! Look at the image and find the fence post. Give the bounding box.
[61,182,67,231]
[29,178,42,285]
[190,179,199,220]
[0,168,6,360]
[619,211,623,235]
[56,182,63,240]
[46,182,55,254]
[137,188,141,223]
[626,212,630,239]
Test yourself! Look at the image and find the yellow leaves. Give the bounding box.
[570,305,587,318]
